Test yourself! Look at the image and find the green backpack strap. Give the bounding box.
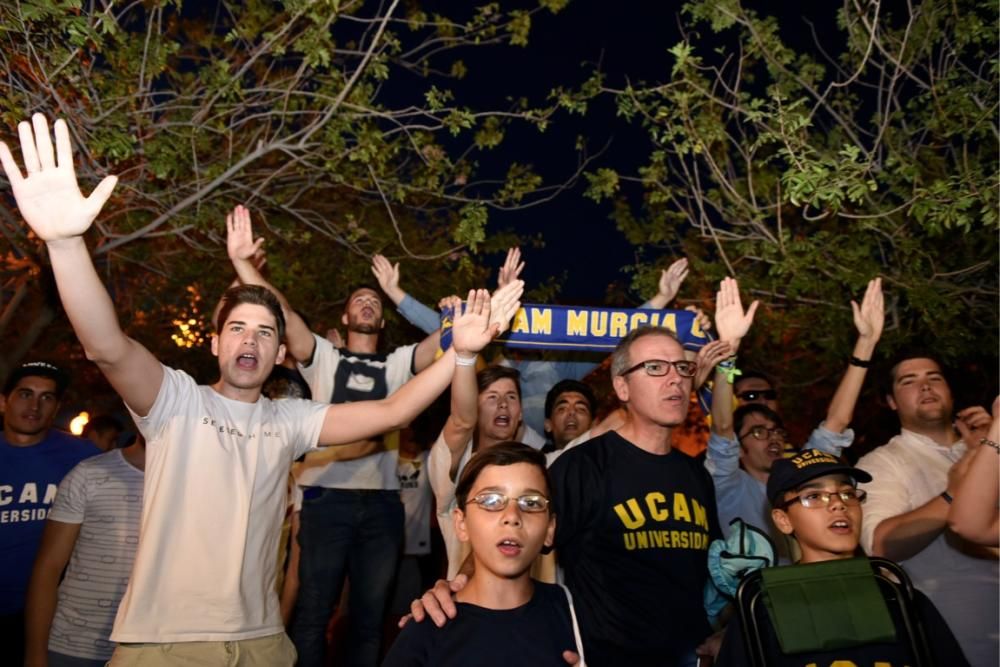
[760,557,897,654]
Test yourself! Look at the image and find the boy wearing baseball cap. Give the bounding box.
[714,449,968,666]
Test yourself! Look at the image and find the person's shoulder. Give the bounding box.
[531,581,570,609]
[554,430,617,464]
[856,433,907,468]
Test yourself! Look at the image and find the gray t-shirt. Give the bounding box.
[48,449,144,660]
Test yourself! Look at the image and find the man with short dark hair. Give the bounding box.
[732,370,779,412]
[81,414,122,452]
[857,352,998,667]
[0,361,98,663]
[1,113,518,667]
[541,379,596,453]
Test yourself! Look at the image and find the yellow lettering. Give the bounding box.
[829,662,860,667]
[645,492,670,522]
[530,307,552,335]
[637,531,649,549]
[650,531,666,548]
[567,310,588,336]
[610,311,628,338]
[623,533,636,550]
[673,493,692,524]
[690,313,706,338]
[693,499,708,530]
[591,311,608,336]
[660,312,677,333]
[629,312,649,331]
[614,499,646,530]
[511,308,529,334]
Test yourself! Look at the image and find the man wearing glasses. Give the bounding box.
[706,278,884,558]
[545,294,742,666]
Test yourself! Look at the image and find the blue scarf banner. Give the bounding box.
[440,303,710,353]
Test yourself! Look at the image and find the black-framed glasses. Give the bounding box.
[739,425,788,441]
[737,389,778,401]
[621,359,697,378]
[779,488,867,510]
[469,492,551,513]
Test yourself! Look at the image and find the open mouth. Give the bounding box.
[236,353,258,370]
[766,443,783,457]
[829,519,852,534]
[497,538,523,557]
[494,414,511,428]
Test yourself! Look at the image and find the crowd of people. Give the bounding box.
[1,114,997,667]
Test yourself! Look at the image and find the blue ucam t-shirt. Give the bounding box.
[0,430,99,613]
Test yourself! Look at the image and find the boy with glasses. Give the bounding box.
[714,449,969,666]
[383,442,582,666]
[707,278,884,554]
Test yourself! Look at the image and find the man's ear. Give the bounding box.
[543,418,553,435]
[211,334,219,357]
[771,508,795,536]
[275,343,287,366]
[886,393,898,412]
[453,508,470,543]
[341,311,349,327]
[612,375,629,403]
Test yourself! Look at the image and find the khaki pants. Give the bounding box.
[108,632,296,666]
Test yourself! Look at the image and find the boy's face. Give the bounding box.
[771,474,862,564]
[454,462,555,579]
[545,390,593,448]
[738,411,785,476]
[212,303,286,390]
[477,378,522,442]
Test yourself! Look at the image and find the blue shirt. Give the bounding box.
[0,430,99,613]
[705,424,852,561]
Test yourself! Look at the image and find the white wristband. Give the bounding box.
[456,354,477,367]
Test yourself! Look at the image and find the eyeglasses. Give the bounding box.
[469,492,550,513]
[621,359,697,378]
[739,425,788,441]
[780,488,867,510]
[736,389,778,401]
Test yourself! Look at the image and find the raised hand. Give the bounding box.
[0,114,117,242]
[226,205,264,262]
[955,405,994,446]
[694,339,735,389]
[371,254,405,304]
[497,247,525,289]
[489,279,524,336]
[851,277,884,342]
[451,289,494,356]
[685,304,713,333]
[714,277,759,344]
[658,257,689,304]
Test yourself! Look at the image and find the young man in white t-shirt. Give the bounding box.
[0,114,521,667]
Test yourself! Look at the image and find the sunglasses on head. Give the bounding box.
[737,389,778,401]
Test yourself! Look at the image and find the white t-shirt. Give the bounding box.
[297,334,415,489]
[857,429,999,667]
[398,451,432,556]
[47,449,143,660]
[112,366,328,643]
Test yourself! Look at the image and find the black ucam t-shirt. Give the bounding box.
[548,431,722,666]
[382,581,577,666]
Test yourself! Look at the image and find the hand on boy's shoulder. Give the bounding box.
[562,650,581,664]
[399,574,469,628]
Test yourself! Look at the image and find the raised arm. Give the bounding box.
[317,282,522,445]
[371,254,407,306]
[226,205,316,362]
[948,400,1000,546]
[824,278,883,433]
[0,114,162,415]
[647,258,689,309]
[710,277,758,438]
[438,295,480,477]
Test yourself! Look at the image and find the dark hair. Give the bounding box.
[733,369,776,391]
[216,285,286,341]
[610,326,680,377]
[2,361,69,398]
[476,366,522,399]
[544,379,597,419]
[455,441,552,511]
[881,349,950,399]
[734,404,784,438]
[82,414,123,438]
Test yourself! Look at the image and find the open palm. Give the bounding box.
[451,289,494,355]
[0,115,116,242]
[714,277,759,342]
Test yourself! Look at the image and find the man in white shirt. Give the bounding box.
[0,114,519,667]
[857,352,997,667]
